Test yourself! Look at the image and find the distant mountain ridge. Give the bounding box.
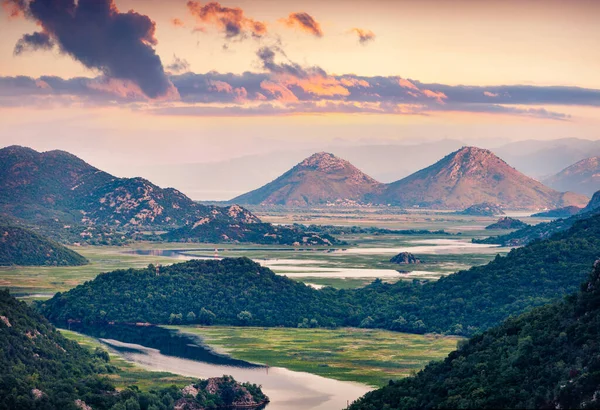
[0,146,331,245]
[232,147,588,210]
[544,156,600,196]
[232,152,384,206]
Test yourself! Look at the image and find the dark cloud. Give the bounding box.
[351,28,375,45]
[10,0,174,99]
[167,55,191,74]
[187,1,267,39]
[281,12,323,37]
[256,46,326,78]
[14,31,54,55]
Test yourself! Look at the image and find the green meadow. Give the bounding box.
[59,329,194,391]
[171,326,463,387]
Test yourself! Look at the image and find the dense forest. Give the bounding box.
[40,214,600,336]
[347,260,600,409]
[0,289,266,409]
[0,225,87,266]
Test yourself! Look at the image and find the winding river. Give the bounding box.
[75,325,371,410]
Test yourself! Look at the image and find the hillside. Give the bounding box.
[348,260,600,410]
[532,205,582,218]
[231,152,384,206]
[544,156,600,196]
[0,289,267,410]
[0,146,325,246]
[42,213,600,336]
[477,190,600,246]
[0,225,87,266]
[377,147,588,210]
[484,217,528,230]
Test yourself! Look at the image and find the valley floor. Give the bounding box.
[169,326,463,387]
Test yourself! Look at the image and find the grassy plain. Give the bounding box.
[60,329,194,391]
[172,326,463,387]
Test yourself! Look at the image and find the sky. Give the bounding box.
[0,0,599,178]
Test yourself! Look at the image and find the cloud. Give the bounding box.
[280,12,323,37]
[187,1,267,39]
[171,18,185,27]
[2,0,25,18]
[351,28,375,44]
[9,0,175,99]
[2,67,599,121]
[484,91,499,97]
[167,55,191,74]
[14,31,54,55]
[398,78,419,91]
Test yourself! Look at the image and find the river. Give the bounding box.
[74,324,371,410]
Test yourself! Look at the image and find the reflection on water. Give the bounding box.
[73,325,371,410]
[125,239,498,279]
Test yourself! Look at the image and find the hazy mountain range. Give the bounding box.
[543,157,600,196]
[233,147,589,210]
[127,138,600,201]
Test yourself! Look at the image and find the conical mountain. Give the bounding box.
[377,146,589,210]
[231,152,384,206]
[544,156,600,196]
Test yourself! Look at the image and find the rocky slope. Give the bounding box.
[231,152,384,206]
[378,147,589,210]
[0,225,87,266]
[544,156,600,196]
[0,146,322,245]
[484,217,528,230]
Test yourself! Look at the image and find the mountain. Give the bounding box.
[42,212,600,337]
[531,205,582,218]
[0,146,329,245]
[232,152,384,206]
[493,138,600,178]
[0,225,87,266]
[582,190,600,214]
[348,260,600,410]
[477,190,600,246]
[543,156,600,196]
[378,146,588,209]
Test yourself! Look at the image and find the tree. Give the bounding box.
[237,311,253,326]
[198,308,216,325]
[186,311,197,323]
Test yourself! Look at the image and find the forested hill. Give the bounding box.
[0,289,267,409]
[0,289,117,409]
[477,189,600,246]
[347,260,600,410]
[0,225,87,266]
[41,213,600,337]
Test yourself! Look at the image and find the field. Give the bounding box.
[171,326,464,387]
[60,329,195,391]
[1,208,533,296]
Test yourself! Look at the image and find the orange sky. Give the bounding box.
[0,0,599,168]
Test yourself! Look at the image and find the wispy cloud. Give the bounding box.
[187,1,267,40]
[280,12,323,37]
[350,28,375,44]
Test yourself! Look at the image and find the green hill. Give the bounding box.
[0,289,267,409]
[347,260,600,409]
[40,213,600,337]
[0,225,87,266]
